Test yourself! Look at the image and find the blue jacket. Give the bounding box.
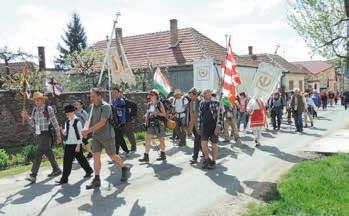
[112,98,126,125]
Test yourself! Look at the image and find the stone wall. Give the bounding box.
[0,90,148,148]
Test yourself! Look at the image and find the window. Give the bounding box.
[314,83,317,91]
[289,80,294,91]
[299,80,303,92]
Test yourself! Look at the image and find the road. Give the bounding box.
[1,106,348,216]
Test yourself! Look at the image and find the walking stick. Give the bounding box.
[20,64,30,125]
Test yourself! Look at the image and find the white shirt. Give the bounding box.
[63,118,83,145]
[173,96,189,113]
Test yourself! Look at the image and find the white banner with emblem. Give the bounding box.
[251,62,283,101]
[193,58,221,91]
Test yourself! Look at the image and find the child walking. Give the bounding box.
[56,105,93,185]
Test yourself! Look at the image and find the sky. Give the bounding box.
[0,0,323,67]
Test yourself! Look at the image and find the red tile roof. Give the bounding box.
[240,54,305,74]
[93,28,257,68]
[292,60,334,75]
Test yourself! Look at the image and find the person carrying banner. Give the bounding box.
[172,89,189,146]
[20,92,62,183]
[82,88,130,189]
[198,89,224,170]
[247,97,267,147]
[139,89,168,162]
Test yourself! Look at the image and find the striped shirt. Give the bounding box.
[29,105,60,136]
[197,100,224,130]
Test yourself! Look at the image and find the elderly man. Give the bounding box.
[21,92,62,183]
[198,89,224,170]
[82,88,130,189]
[172,89,189,146]
[290,88,306,133]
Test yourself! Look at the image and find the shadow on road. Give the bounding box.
[129,199,146,216]
[257,145,305,163]
[243,180,281,202]
[147,160,183,181]
[78,184,128,216]
[165,145,193,157]
[205,164,244,196]
[234,142,255,156]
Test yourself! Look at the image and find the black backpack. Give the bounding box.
[125,99,138,120]
[63,119,81,141]
[107,105,120,129]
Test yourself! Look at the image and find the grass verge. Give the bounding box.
[245,153,349,216]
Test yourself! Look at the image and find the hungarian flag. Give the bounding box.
[154,67,173,98]
[221,36,241,106]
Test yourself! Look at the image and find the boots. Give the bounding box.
[139,153,149,163]
[120,166,130,182]
[156,152,166,161]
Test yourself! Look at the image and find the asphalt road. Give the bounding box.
[1,105,348,216]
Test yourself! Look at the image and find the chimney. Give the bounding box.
[115,27,123,40]
[38,46,46,71]
[170,19,178,48]
[248,46,253,55]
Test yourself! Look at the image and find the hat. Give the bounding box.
[64,104,76,113]
[149,89,160,97]
[188,87,198,95]
[174,89,182,96]
[31,92,48,100]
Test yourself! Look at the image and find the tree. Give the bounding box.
[55,13,87,69]
[64,49,103,90]
[0,46,33,89]
[287,0,349,78]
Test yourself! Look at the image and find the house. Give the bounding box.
[240,47,307,92]
[93,19,257,92]
[292,60,338,93]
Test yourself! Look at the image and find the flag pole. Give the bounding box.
[85,12,120,129]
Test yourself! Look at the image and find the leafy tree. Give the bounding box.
[55,13,87,69]
[287,0,349,77]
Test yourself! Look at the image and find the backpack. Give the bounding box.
[106,105,120,129]
[160,98,173,114]
[147,101,167,123]
[125,99,138,120]
[64,119,81,141]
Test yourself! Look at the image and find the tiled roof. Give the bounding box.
[292,60,334,75]
[0,62,37,74]
[93,28,257,68]
[240,54,304,73]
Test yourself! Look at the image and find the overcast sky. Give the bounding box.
[1,0,322,67]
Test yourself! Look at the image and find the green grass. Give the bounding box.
[245,154,349,216]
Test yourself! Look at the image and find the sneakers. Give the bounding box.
[156,152,167,161]
[86,178,101,190]
[25,175,36,183]
[55,179,68,185]
[208,160,216,169]
[202,159,211,170]
[84,170,93,178]
[120,166,131,182]
[139,153,150,163]
[48,170,62,178]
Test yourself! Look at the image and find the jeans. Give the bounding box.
[271,108,283,129]
[114,126,129,154]
[237,111,247,130]
[293,114,303,132]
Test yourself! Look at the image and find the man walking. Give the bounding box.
[198,89,224,170]
[223,100,241,145]
[290,89,306,133]
[82,88,130,189]
[187,88,201,164]
[268,92,284,130]
[111,88,130,156]
[21,92,62,183]
[120,90,137,152]
[172,89,189,146]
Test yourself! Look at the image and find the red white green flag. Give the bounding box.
[221,36,241,106]
[154,67,173,98]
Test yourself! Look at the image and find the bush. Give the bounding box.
[21,144,37,163]
[0,149,10,169]
[9,153,25,166]
[135,131,146,140]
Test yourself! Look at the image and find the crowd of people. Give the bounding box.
[20,86,343,189]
